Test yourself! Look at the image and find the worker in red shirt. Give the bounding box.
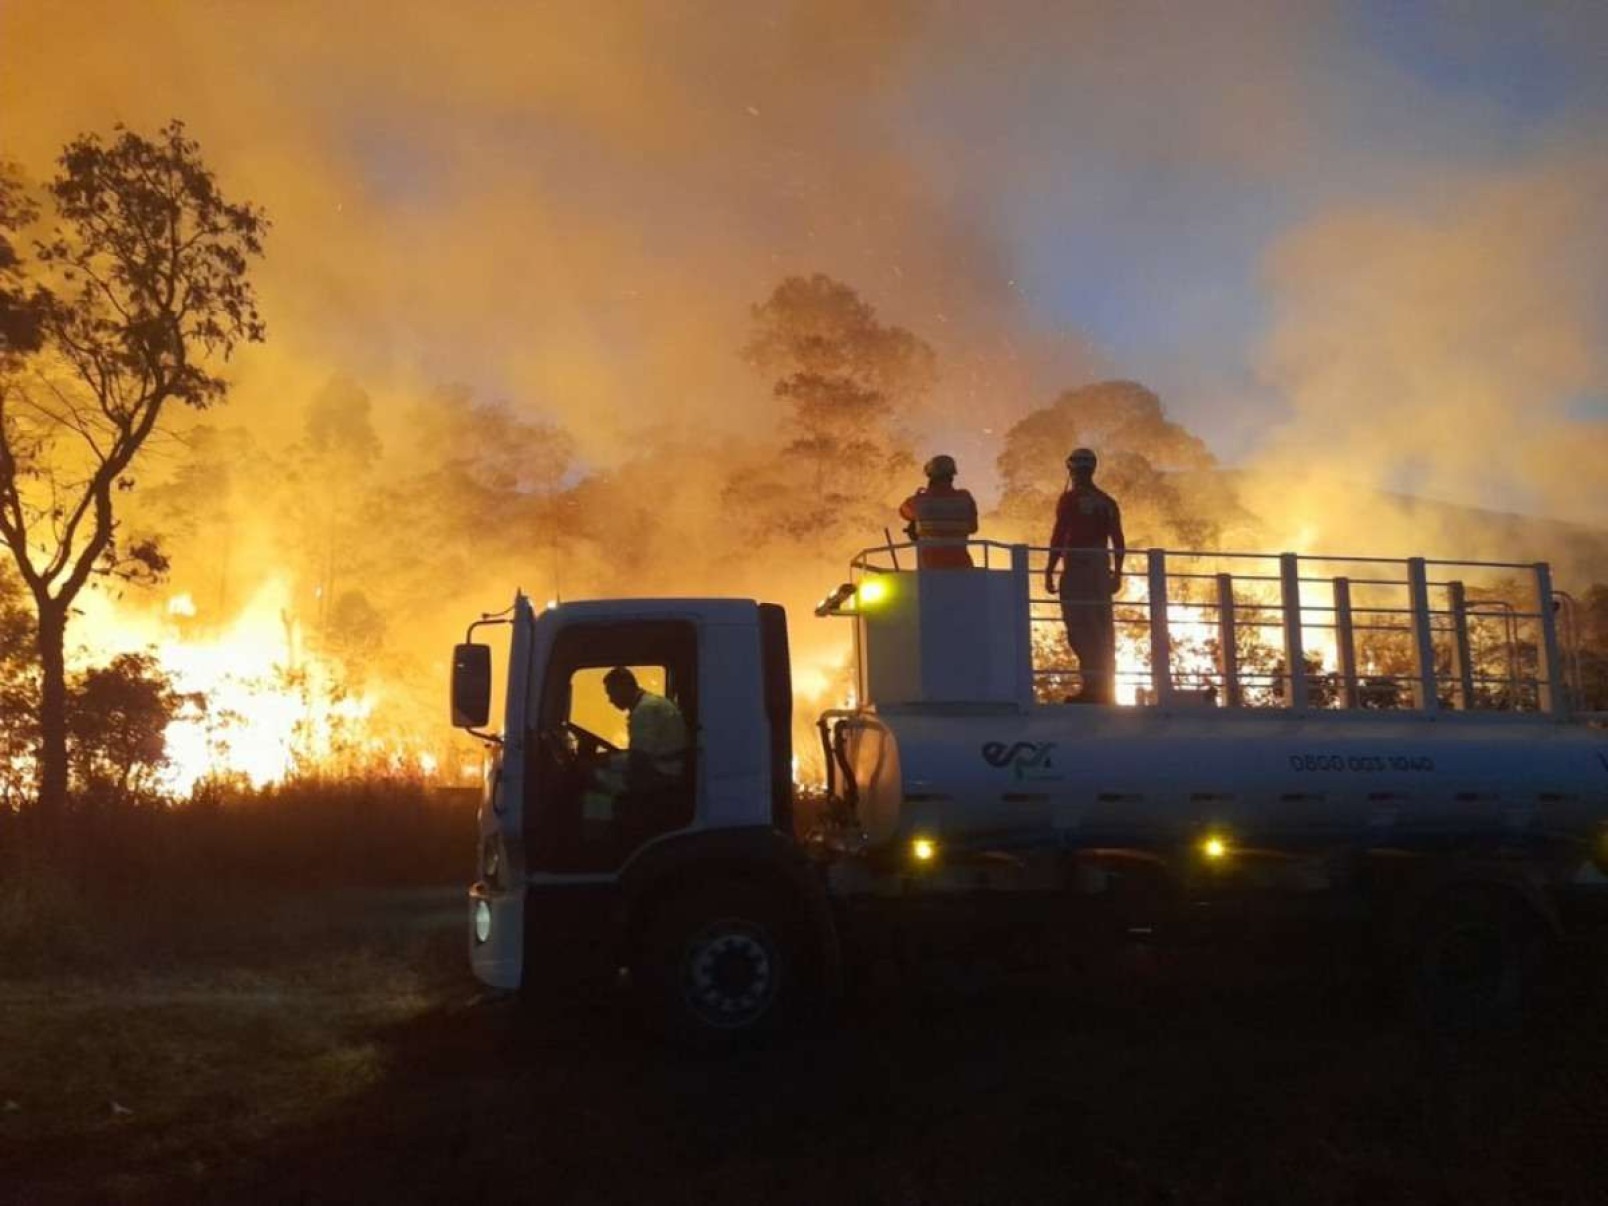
[899,454,979,569]
[1044,447,1125,703]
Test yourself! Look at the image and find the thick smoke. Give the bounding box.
[3,2,1606,777]
[0,0,1095,457]
[1247,148,1608,572]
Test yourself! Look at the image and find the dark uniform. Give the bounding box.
[1049,483,1124,703]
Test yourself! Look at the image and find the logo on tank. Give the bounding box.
[982,741,1062,781]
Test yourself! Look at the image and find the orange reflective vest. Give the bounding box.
[899,485,979,569]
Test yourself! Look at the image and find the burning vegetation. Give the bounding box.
[2,120,1607,826]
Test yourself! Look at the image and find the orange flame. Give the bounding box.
[74,580,406,795]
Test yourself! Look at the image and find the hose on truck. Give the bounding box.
[815,713,860,827]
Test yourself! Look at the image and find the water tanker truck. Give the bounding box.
[453,541,1608,1042]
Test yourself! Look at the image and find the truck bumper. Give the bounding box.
[468,880,524,991]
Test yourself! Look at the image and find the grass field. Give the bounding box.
[0,880,467,1205]
[0,783,471,1203]
[3,867,1607,1205]
[3,773,1607,1206]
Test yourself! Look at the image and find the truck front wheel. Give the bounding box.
[636,882,805,1046]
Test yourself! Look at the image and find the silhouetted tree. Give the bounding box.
[67,652,182,807]
[993,380,1221,548]
[0,568,35,808]
[138,423,268,617]
[731,274,931,552]
[285,375,386,647]
[0,164,48,358]
[1572,583,1608,711]
[0,121,266,828]
[384,388,579,597]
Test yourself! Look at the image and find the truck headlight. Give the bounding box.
[473,899,492,944]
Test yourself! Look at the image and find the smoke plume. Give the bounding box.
[4,2,1606,780]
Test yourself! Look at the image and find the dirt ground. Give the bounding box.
[4,888,1607,1206]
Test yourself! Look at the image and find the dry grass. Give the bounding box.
[4,882,1607,1205]
[0,781,475,1203]
[172,933,1608,1206]
[0,884,468,1205]
[3,786,1607,1204]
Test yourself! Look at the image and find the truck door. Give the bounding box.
[526,619,699,873]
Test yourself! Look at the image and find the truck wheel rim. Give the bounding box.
[682,921,775,1028]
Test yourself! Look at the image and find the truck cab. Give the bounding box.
[458,596,826,1039]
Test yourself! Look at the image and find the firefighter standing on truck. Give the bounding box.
[1044,447,1125,703]
[900,454,979,569]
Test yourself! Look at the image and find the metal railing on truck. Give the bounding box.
[845,540,1589,719]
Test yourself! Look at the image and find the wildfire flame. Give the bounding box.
[1108,579,1343,706]
[54,549,1380,801]
[73,580,415,796]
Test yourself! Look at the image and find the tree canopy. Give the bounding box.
[993,380,1223,548]
[730,273,931,550]
[0,121,266,821]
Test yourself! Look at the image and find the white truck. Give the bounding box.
[453,541,1608,1042]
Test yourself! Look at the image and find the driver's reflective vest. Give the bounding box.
[628,691,687,780]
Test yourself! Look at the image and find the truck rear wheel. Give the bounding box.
[1408,886,1543,1032]
[636,882,805,1047]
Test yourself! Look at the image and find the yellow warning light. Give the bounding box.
[1201,835,1229,860]
[911,837,937,863]
[857,577,890,607]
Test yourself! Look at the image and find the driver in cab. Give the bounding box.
[593,666,687,805]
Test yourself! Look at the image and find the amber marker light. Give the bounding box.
[911,837,937,863]
[1201,835,1229,860]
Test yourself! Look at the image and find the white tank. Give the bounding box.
[824,540,1608,857]
[843,705,1608,853]
[824,541,1608,861]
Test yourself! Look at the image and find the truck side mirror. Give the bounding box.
[451,643,493,728]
